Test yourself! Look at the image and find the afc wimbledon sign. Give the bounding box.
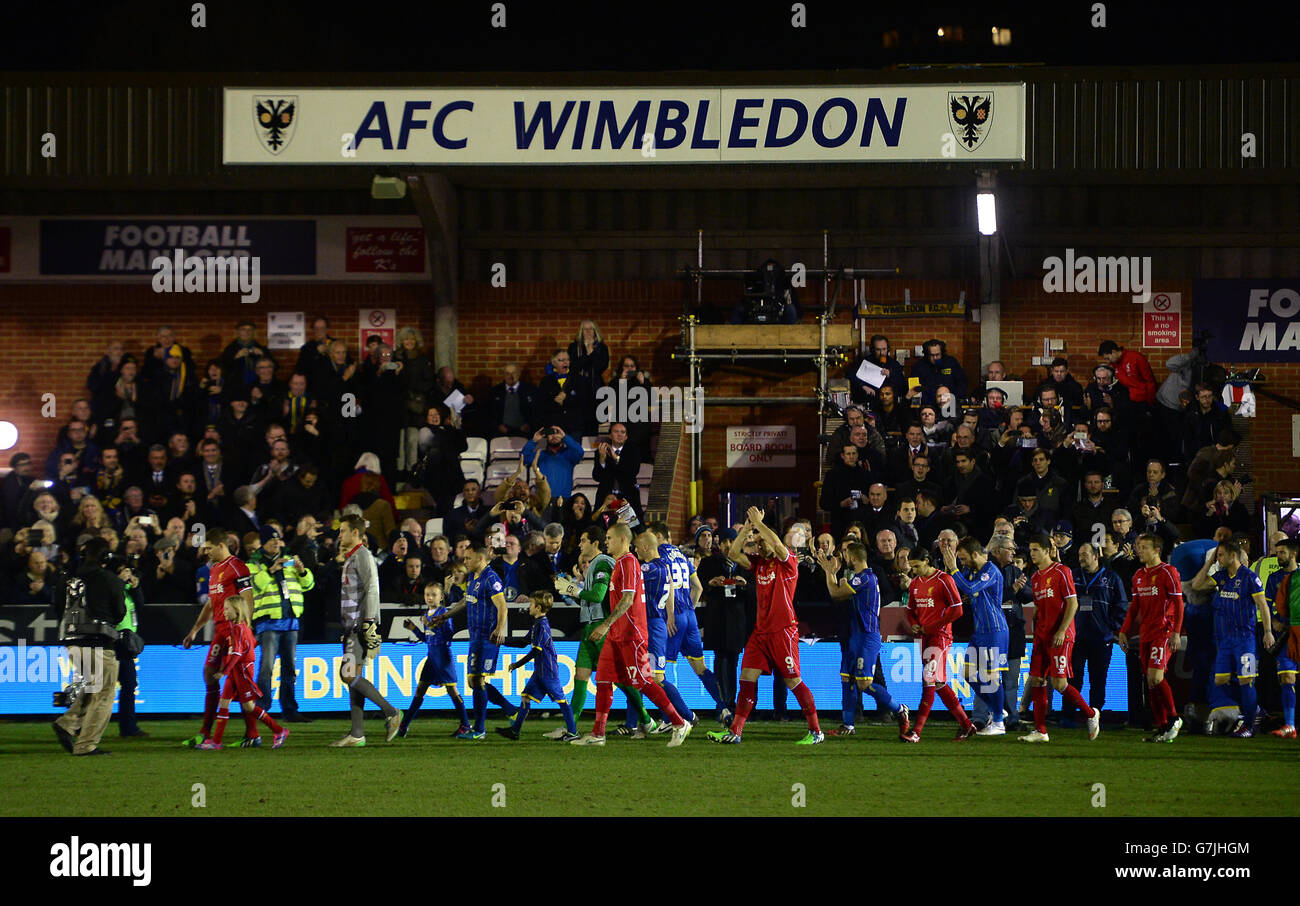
[223,85,1026,165]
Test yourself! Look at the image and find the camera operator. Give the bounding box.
[52,537,125,756]
[110,553,148,738]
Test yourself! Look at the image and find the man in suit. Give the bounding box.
[593,422,644,524]
[536,348,588,438]
[820,442,874,540]
[139,445,172,513]
[489,362,539,438]
[887,423,929,486]
[228,486,262,539]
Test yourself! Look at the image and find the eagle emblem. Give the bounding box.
[254,96,298,155]
[949,92,993,152]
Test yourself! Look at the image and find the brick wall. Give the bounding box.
[2,277,1295,537]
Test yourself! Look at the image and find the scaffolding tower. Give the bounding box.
[674,230,896,519]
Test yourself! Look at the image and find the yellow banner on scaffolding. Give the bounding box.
[857,299,967,318]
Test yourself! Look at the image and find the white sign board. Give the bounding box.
[726,425,797,469]
[223,85,1027,165]
[1293,414,1300,458]
[267,312,305,350]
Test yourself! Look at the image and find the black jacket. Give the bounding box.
[53,563,126,648]
[488,381,541,435]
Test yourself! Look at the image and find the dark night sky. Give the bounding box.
[3,1,1297,72]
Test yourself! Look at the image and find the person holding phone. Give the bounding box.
[247,525,315,722]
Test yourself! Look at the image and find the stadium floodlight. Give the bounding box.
[0,421,16,450]
[977,193,997,235]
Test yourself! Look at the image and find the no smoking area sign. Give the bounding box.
[1142,292,1181,348]
[359,308,396,351]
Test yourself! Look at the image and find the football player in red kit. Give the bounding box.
[1021,534,1102,743]
[181,529,255,748]
[708,507,823,745]
[1118,533,1185,741]
[901,547,975,742]
[197,599,288,749]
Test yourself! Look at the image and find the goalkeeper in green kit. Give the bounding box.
[545,524,655,738]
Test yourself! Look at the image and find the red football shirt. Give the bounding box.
[607,552,647,644]
[208,556,252,627]
[1031,561,1077,642]
[906,570,963,644]
[1122,563,1184,639]
[215,620,256,671]
[751,552,799,634]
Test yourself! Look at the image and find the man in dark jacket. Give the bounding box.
[489,362,540,438]
[52,537,126,756]
[820,442,875,540]
[536,349,588,439]
[910,339,968,405]
[848,334,908,404]
[1181,384,1233,462]
[1062,542,1128,728]
[592,423,643,524]
[1034,357,1086,410]
[696,529,752,719]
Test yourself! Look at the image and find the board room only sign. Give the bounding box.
[727,425,796,468]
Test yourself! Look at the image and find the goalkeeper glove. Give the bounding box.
[362,621,382,653]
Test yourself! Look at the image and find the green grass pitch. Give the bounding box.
[4,715,1297,817]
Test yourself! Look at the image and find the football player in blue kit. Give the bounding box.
[649,522,727,721]
[497,592,579,741]
[432,544,510,740]
[941,535,1011,736]
[399,579,471,737]
[635,529,698,729]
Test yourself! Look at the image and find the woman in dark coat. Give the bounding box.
[567,319,610,437]
[415,404,467,518]
[396,326,436,475]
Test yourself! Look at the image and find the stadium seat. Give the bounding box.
[639,486,649,508]
[581,436,600,460]
[424,517,444,538]
[463,436,488,463]
[462,461,484,483]
[572,480,599,501]
[485,460,518,485]
[636,462,653,482]
[572,461,595,483]
[489,436,526,463]
[392,491,424,511]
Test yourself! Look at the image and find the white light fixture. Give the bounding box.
[0,421,17,450]
[977,192,997,235]
[937,27,944,37]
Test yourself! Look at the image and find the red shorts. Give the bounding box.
[595,636,655,688]
[1030,635,1074,679]
[204,639,226,670]
[220,660,262,704]
[740,627,801,679]
[920,635,950,684]
[1140,633,1172,671]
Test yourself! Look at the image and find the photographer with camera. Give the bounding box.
[52,537,126,756]
[521,424,584,500]
[110,552,147,738]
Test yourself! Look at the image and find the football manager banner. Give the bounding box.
[1193,279,1300,362]
[223,85,1026,165]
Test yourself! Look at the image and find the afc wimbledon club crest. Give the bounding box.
[254,96,297,154]
[949,92,992,152]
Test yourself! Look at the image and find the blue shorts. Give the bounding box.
[419,648,457,686]
[647,619,667,674]
[1278,651,1298,676]
[665,609,704,662]
[522,673,567,704]
[467,637,500,677]
[840,634,882,681]
[966,630,1010,676]
[1213,636,1257,682]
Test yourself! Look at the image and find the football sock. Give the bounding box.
[1148,681,1168,727]
[865,681,901,715]
[406,684,428,724]
[200,683,220,737]
[937,685,971,729]
[732,679,758,735]
[915,685,936,734]
[592,683,614,737]
[1282,684,1296,727]
[472,686,487,733]
[212,707,229,745]
[350,676,397,718]
[1060,683,1095,719]
[661,681,694,724]
[484,684,518,717]
[510,700,530,731]
[558,701,577,734]
[841,680,856,727]
[790,682,821,734]
[242,709,259,738]
[1032,684,1049,734]
[641,683,684,726]
[349,690,366,737]
[698,668,724,707]
[253,706,282,733]
[1239,682,1258,728]
[449,690,470,728]
[570,677,589,717]
[1157,680,1177,726]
